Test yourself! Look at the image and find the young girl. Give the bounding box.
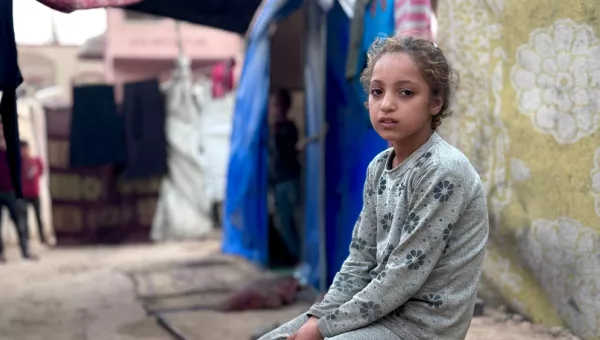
[260,35,489,340]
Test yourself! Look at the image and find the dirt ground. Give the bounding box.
[0,237,581,340]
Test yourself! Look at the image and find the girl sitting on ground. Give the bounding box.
[260,34,489,340]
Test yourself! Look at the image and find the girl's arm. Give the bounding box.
[316,165,480,337]
[306,163,379,318]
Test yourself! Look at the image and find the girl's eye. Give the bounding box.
[370,89,383,96]
[399,89,414,97]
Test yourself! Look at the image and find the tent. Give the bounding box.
[222,0,391,290]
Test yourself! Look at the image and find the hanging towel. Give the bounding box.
[69,85,126,168]
[122,79,168,180]
[394,0,432,39]
[0,0,23,197]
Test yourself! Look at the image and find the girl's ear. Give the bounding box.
[429,92,443,116]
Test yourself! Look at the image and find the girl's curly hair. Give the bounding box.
[360,34,458,130]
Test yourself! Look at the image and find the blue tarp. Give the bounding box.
[222,0,303,265]
[223,0,391,289]
[323,1,391,285]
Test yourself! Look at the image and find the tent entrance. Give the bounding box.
[266,7,306,269]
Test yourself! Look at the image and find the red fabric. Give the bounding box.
[211,59,235,98]
[0,150,13,192]
[36,0,142,13]
[21,157,43,198]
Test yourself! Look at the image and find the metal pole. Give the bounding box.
[304,0,328,293]
[174,21,184,59]
[308,1,329,294]
[50,10,59,45]
[318,5,328,294]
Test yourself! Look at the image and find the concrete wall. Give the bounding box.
[104,9,244,83]
[17,45,105,102]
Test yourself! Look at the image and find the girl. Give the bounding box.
[261,35,489,340]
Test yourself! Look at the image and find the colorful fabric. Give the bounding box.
[394,0,432,39]
[437,1,600,339]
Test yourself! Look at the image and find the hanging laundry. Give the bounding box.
[122,79,168,180]
[394,0,432,39]
[69,85,126,168]
[46,104,160,245]
[151,71,212,242]
[36,0,143,14]
[344,0,371,80]
[345,0,432,80]
[345,0,395,82]
[211,59,236,99]
[0,0,23,197]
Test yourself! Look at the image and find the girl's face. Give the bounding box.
[367,52,442,145]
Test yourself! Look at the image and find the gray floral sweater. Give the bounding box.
[307,132,489,340]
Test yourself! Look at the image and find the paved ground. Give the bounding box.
[0,238,581,340]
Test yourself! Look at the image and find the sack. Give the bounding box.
[36,0,142,13]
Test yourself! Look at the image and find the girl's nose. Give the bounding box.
[380,94,396,112]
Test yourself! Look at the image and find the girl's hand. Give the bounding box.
[287,317,323,340]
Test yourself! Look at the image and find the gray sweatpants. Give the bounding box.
[258,314,401,340]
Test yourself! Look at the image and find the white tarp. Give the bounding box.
[151,58,235,242]
[195,86,235,204]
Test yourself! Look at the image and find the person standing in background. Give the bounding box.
[268,88,302,262]
[0,133,36,263]
[20,140,46,245]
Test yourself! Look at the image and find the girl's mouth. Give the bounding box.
[379,118,398,128]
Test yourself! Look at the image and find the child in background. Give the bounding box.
[20,140,46,245]
[0,135,36,263]
[260,35,489,340]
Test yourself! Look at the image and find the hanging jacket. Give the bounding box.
[0,0,23,196]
